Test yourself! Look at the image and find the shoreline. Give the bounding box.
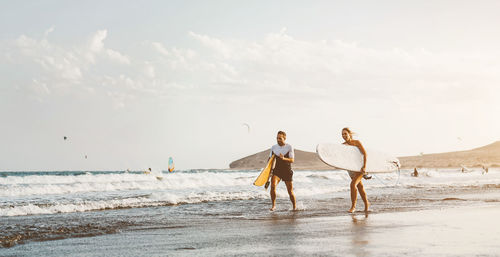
[3,203,499,256]
[2,169,500,256]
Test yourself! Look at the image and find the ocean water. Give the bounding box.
[1,168,500,250]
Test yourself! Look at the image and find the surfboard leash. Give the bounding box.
[264,169,273,190]
[395,161,401,186]
[264,154,276,190]
[372,162,401,187]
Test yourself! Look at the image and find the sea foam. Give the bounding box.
[1,169,499,216]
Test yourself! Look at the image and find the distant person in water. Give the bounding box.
[269,131,297,211]
[412,167,419,177]
[342,127,370,213]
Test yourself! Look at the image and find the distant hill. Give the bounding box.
[398,141,500,168]
[229,149,331,170]
[229,141,500,170]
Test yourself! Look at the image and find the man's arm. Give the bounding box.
[279,146,294,163]
[279,154,294,163]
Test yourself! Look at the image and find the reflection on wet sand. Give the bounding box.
[266,211,300,256]
[351,213,370,257]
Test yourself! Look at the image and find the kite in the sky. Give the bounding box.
[242,123,250,133]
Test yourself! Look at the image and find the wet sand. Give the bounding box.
[3,203,499,257]
[3,169,500,256]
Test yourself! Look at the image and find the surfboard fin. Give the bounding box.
[264,181,270,189]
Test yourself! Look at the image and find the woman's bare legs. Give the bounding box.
[349,173,365,213]
[357,181,370,211]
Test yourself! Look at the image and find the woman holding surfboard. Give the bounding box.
[342,127,370,213]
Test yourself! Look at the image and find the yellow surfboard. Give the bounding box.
[253,155,275,186]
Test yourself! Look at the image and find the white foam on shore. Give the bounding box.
[0,190,269,217]
[0,172,255,197]
[1,169,499,217]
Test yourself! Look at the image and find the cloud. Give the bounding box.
[5,29,142,102]
[31,79,50,95]
[152,42,170,56]
[4,28,500,110]
[188,31,231,58]
[14,33,83,87]
[44,26,55,38]
[89,30,107,53]
[87,30,131,64]
[185,30,500,107]
[106,49,131,64]
[35,55,83,81]
[2,28,499,170]
[143,62,155,78]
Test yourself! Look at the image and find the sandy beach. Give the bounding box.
[2,168,500,256]
[3,1,500,256]
[3,203,499,257]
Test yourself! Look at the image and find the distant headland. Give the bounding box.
[229,141,500,170]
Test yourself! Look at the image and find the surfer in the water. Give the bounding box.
[269,131,297,211]
[342,127,370,213]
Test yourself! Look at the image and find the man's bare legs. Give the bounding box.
[349,173,370,213]
[284,181,297,210]
[270,175,280,211]
[270,176,297,211]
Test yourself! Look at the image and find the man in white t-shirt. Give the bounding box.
[269,131,297,211]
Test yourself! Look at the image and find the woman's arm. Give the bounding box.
[355,140,367,172]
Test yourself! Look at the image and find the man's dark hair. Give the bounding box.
[277,131,286,138]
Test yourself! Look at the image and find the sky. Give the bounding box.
[1,0,500,170]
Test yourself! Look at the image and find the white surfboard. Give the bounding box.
[316,143,400,173]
